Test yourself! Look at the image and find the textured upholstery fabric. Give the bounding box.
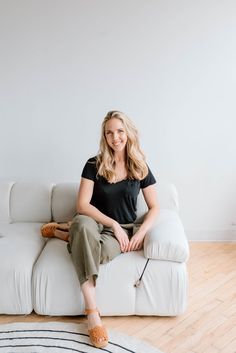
[10,182,53,222]
[52,183,78,222]
[0,223,45,314]
[32,238,84,316]
[0,181,14,223]
[144,209,189,262]
[135,259,187,316]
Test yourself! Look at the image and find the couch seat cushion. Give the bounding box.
[0,223,45,314]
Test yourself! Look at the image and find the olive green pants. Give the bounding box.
[67,214,136,285]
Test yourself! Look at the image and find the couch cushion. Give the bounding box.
[10,182,53,222]
[52,183,78,222]
[33,238,85,316]
[157,181,179,211]
[144,209,189,262]
[0,181,14,223]
[0,223,45,314]
[32,239,141,315]
[135,181,180,223]
[136,259,188,316]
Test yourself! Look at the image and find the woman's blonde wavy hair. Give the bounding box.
[96,111,148,183]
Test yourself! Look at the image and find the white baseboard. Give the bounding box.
[186,230,236,242]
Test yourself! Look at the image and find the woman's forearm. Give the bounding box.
[77,203,117,229]
[137,205,159,236]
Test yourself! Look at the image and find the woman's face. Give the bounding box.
[105,118,128,153]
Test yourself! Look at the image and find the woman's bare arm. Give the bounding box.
[127,184,159,251]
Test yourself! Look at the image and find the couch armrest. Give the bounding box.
[144,209,189,263]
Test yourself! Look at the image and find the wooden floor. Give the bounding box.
[0,242,235,353]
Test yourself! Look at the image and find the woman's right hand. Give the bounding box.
[112,221,130,252]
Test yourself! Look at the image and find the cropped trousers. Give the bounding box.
[67,214,137,286]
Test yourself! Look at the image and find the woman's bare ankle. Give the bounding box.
[54,229,69,242]
[86,310,102,329]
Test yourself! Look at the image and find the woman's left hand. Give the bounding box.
[127,231,145,252]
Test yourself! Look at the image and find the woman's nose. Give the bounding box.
[113,132,119,140]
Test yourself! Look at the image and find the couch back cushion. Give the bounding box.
[135,181,179,223]
[0,182,14,223]
[2,180,179,223]
[10,182,53,222]
[52,183,79,223]
[156,181,179,211]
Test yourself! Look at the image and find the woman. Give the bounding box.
[42,110,159,348]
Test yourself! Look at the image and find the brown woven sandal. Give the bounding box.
[41,222,70,238]
[84,308,108,348]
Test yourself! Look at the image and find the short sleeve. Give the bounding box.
[81,157,97,181]
[140,166,156,189]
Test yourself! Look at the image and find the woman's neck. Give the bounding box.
[114,151,126,164]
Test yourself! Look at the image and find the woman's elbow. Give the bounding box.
[76,202,87,214]
[151,203,160,217]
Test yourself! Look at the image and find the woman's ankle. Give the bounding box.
[54,229,69,241]
[86,310,102,329]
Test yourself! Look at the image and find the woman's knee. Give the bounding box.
[71,214,93,226]
[69,214,100,249]
[70,215,97,234]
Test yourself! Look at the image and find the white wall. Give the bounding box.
[0,0,235,241]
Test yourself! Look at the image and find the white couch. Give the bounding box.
[0,181,189,316]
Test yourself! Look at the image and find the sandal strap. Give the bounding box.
[84,308,100,316]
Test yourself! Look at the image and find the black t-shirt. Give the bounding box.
[81,157,156,224]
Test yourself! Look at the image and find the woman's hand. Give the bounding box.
[112,222,130,252]
[127,231,145,252]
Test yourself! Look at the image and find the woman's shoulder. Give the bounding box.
[82,156,98,180]
[86,156,97,164]
[140,164,156,188]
